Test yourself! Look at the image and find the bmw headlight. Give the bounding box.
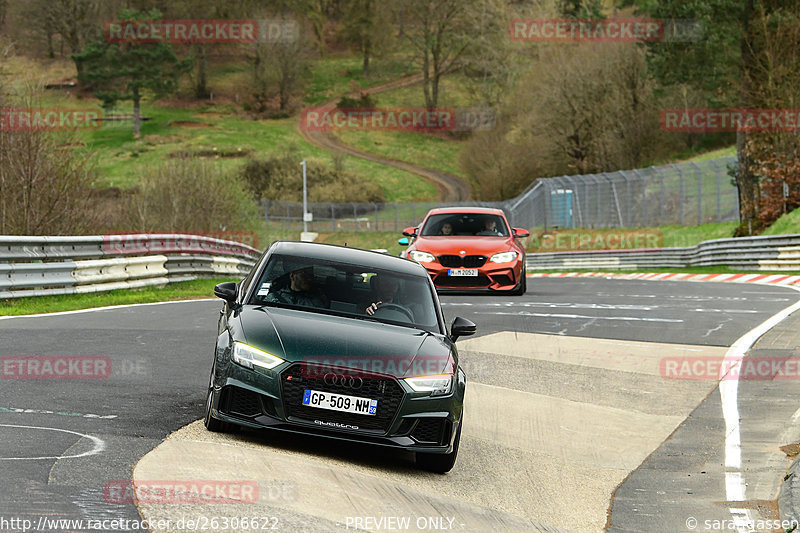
[408,250,436,263]
[232,342,284,370]
[489,251,518,263]
[404,374,453,396]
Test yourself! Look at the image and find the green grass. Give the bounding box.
[318,72,487,183]
[334,129,465,177]
[683,145,737,162]
[526,222,738,252]
[761,208,800,236]
[304,56,416,106]
[80,106,436,201]
[369,73,478,108]
[0,278,233,316]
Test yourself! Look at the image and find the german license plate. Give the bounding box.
[302,390,377,415]
[448,268,478,276]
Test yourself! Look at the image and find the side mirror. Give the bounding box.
[402,226,418,237]
[214,282,238,304]
[398,237,409,246]
[513,228,531,238]
[450,316,477,342]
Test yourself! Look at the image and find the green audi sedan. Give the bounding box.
[205,241,476,473]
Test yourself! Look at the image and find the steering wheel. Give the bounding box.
[372,303,414,322]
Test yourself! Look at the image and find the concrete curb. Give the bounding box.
[779,457,800,531]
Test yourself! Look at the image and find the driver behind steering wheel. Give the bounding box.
[364,275,406,316]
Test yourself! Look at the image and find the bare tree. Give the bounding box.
[253,20,313,112]
[399,0,484,108]
[0,87,101,235]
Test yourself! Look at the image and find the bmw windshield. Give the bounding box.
[420,213,510,237]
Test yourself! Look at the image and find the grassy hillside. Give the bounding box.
[761,208,800,235]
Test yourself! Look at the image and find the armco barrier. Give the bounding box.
[0,234,261,299]
[526,234,800,272]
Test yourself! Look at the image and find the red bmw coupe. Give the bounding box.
[399,207,530,294]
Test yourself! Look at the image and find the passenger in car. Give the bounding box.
[440,222,454,235]
[476,218,501,236]
[265,267,329,308]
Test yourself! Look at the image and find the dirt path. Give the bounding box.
[296,73,472,202]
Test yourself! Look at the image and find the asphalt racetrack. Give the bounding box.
[2,277,799,532]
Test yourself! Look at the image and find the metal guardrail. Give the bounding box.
[0,234,261,299]
[526,234,800,272]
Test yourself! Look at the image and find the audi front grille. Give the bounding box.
[280,363,405,432]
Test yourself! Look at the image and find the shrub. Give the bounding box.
[241,155,384,204]
[124,155,260,233]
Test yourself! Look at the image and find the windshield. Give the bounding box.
[249,253,441,332]
[420,213,509,237]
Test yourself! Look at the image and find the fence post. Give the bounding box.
[672,164,684,225]
[564,176,582,227]
[653,166,665,225]
[394,203,399,232]
[632,169,647,227]
[331,203,335,232]
[604,173,624,227]
[625,172,631,227]
[690,161,702,225]
[710,158,722,222]
[543,180,549,232]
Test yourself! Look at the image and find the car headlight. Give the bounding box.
[489,251,518,263]
[408,250,436,263]
[232,342,284,370]
[404,374,453,396]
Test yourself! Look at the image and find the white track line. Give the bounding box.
[718,285,800,531]
[0,424,105,460]
[0,298,217,320]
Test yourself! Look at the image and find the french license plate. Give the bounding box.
[302,390,378,416]
[448,268,478,277]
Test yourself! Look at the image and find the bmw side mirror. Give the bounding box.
[513,228,531,238]
[402,226,418,237]
[214,282,238,304]
[398,237,409,245]
[450,317,476,342]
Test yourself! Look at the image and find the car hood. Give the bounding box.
[414,235,514,255]
[237,306,454,378]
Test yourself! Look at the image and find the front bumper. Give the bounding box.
[209,362,465,454]
[424,261,524,291]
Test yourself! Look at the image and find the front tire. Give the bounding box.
[511,270,527,296]
[204,367,235,433]
[416,422,461,473]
